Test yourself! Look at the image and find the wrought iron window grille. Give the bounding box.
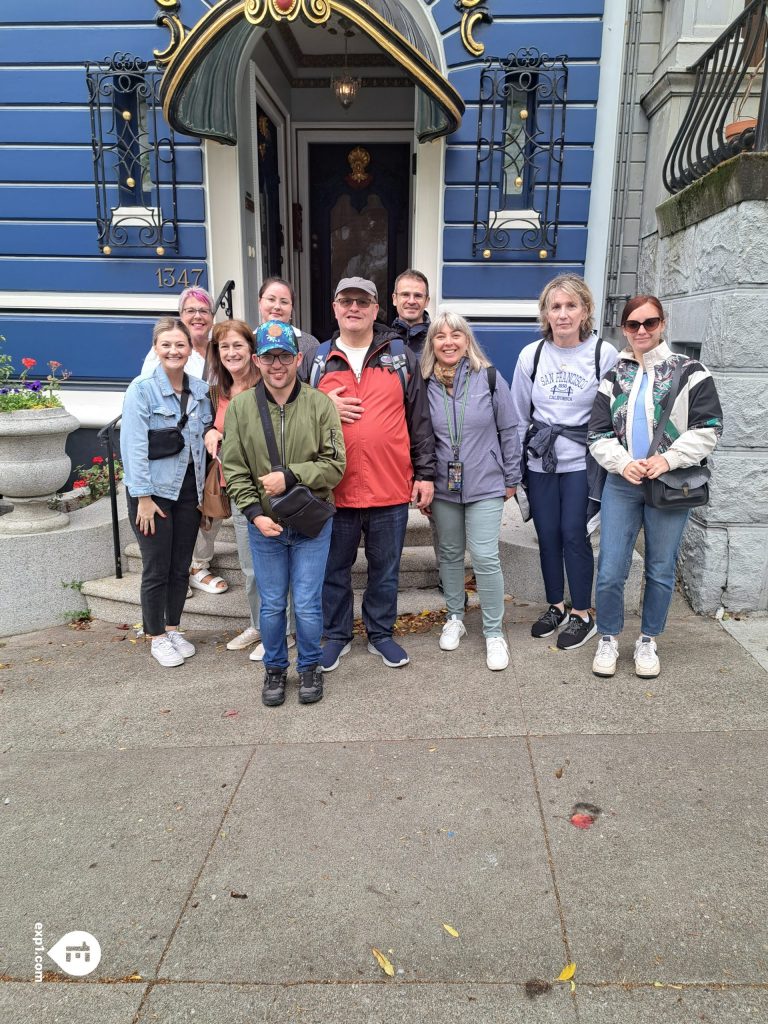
[86,53,179,253]
[663,0,768,195]
[473,49,567,259]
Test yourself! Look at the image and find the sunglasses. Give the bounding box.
[258,350,296,365]
[335,297,374,308]
[624,317,662,333]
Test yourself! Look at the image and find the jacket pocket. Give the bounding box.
[150,407,177,430]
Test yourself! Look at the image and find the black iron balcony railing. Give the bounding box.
[663,0,768,194]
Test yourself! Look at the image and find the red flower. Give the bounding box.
[48,360,61,370]
[73,480,87,489]
[21,357,36,369]
[92,456,104,464]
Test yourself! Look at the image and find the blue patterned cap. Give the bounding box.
[256,320,298,356]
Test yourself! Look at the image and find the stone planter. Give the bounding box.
[0,406,80,534]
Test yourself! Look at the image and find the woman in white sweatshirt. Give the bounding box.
[509,274,618,651]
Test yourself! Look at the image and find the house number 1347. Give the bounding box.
[155,267,204,289]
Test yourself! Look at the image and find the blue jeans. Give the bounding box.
[247,518,332,671]
[527,469,593,610]
[431,497,505,637]
[323,504,409,644]
[596,473,690,637]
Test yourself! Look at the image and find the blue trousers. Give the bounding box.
[247,518,332,672]
[596,473,690,637]
[323,504,409,644]
[431,497,505,637]
[527,469,593,610]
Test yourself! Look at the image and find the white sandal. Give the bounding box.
[189,569,228,594]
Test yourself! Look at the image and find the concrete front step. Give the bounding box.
[124,541,461,588]
[82,574,464,632]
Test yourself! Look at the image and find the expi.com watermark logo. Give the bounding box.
[33,923,101,980]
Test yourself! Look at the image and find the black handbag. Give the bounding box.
[147,375,190,460]
[254,383,335,538]
[642,361,710,510]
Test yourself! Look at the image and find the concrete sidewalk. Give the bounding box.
[1,598,767,1023]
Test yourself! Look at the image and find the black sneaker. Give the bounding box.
[556,613,597,651]
[262,667,287,707]
[298,665,324,705]
[531,604,568,638]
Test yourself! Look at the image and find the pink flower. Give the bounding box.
[21,357,36,369]
[48,360,61,370]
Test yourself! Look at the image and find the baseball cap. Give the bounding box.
[334,277,378,300]
[255,320,298,356]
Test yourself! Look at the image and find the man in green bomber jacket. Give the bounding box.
[221,320,345,709]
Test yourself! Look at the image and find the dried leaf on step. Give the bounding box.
[570,980,576,992]
[442,923,459,937]
[372,947,395,976]
[556,963,576,982]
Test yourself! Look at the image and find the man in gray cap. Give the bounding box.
[305,276,435,672]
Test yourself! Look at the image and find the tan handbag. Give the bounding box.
[199,457,231,520]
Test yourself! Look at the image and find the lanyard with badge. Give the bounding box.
[441,373,470,492]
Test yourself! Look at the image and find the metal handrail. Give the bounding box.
[97,415,123,579]
[663,0,767,194]
[214,279,235,319]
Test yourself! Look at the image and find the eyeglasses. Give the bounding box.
[258,350,296,365]
[181,307,212,317]
[395,291,427,301]
[335,297,374,309]
[624,317,662,333]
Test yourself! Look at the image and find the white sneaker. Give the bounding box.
[249,635,297,662]
[226,626,261,651]
[166,630,195,659]
[485,636,509,671]
[634,635,660,678]
[151,635,184,667]
[592,635,619,677]
[439,615,467,651]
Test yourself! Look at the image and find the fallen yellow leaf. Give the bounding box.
[442,923,459,938]
[570,980,576,993]
[128,972,142,981]
[653,981,664,988]
[372,947,395,977]
[556,963,576,982]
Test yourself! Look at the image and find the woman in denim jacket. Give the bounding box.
[121,317,212,667]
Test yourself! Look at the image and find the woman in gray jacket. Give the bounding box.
[421,313,521,671]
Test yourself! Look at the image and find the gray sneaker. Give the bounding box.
[262,668,287,707]
[298,665,324,704]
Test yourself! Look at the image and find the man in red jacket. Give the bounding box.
[307,277,435,671]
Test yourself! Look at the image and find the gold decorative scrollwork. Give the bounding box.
[455,0,492,58]
[245,0,331,27]
[154,1,185,64]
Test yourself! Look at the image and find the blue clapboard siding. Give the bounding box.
[0,258,210,293]
[2,108,201,146]
[0,27,167,64]
[1,147,203,183]
[471,323,544,381]
[0,222,206,257]
[0,314,160,382]
[445,146,594,185]
[448,63,600,104]
[444,185,591,225]
[450,105,597,146]
[0,1,161,23]
[444,20,603,66]
[444,225,588,263]
[443,264,583,300]
[0,185,206,221]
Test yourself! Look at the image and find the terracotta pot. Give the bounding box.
[0,406,80,534]
[724,117,757,142]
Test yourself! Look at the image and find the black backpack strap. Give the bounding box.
[529,340,545,419]
[254,381,283,470]
[177,373,191,429]
[594,337,604,381]
[309,341,333,389]
[388,337,408,395]
[487,365,496,396]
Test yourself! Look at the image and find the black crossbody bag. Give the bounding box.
[147,374,191,460]
[643,361,710,510]
[254,383,335,538]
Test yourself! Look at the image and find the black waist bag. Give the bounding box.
[255,382,335,539]
[147,376,190,461]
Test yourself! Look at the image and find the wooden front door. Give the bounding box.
[308,142,410,342]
